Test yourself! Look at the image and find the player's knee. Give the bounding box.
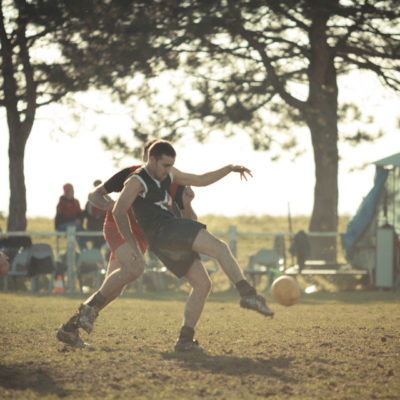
[121,262,144,283]
[194,275,212,297]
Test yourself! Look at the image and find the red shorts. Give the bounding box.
[103,210,148,260]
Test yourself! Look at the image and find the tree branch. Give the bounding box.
[0,1,20,128]
[15,0,36,136]
[239,27,306,111]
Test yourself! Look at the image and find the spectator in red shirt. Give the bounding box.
[55,183,87,250]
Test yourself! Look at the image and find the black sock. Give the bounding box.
[179,326,194,342]
[236,279,256,297]
[87,292,107,309]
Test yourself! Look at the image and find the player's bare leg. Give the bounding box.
[182,262,211,328]
[83,256,126,309]
[192,229,244,283]
[175,259,211,353]
[76,243,145,333]
[57,255,126,347]
[98,243,145,298]
[57,244,145,346]
[192,229,274,317]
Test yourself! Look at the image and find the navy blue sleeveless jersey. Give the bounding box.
[129,167,177,243]
[127,167,206,277]
[104,165,185,211]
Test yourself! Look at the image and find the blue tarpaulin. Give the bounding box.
[341,167,389,259]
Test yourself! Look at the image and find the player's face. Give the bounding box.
[153,155,175,181]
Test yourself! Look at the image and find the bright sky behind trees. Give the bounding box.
[0,72,399,222]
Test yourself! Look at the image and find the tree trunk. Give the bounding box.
[305,11,339,261]
[7,125,29,232]
[307,111,339,261]
[1,3,36,232]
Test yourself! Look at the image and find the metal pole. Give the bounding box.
[66,225,76,293]
[229,225,237,257]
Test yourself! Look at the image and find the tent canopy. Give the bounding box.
[373,152,400,167]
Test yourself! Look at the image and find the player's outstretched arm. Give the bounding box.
[172,164,252,187]
[88,184,114,211]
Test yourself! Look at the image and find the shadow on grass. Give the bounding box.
[161,351,297,382]
[0,363,71,397]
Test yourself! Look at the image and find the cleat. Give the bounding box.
[56,324,87,348]
[174,339,204,353]
[77,304,99,334]
[240,294,274,317]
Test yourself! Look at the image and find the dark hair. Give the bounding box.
[143,139,158,158]
[148,140,176,160]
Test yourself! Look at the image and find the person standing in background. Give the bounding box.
[55,183,87,251]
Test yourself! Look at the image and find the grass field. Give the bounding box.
[1,290,399,399]
[2,214,398,399]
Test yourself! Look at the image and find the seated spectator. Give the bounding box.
[0,232,32,263]
[84,180,106,249]
[55,183,87,250]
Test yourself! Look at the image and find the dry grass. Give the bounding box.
[0,291,399,399]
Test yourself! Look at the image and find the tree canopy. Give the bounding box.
[1,0,93,229]
[74,0,399,256]
[1,0,399,256]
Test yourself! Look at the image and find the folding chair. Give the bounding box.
[4,243,56,292]
[244,248,282,292]
[76,248,106,292]
[28,243,57,292]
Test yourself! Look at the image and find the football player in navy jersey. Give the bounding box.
[112,140,273,352]
[57,140,196,348]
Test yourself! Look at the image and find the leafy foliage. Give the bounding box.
[1,0,400,235]
[59,0,400,157]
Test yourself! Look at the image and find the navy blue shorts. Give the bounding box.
[150,218,206,278]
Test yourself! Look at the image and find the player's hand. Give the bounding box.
[182,186,195,206]
[230,165,253,181]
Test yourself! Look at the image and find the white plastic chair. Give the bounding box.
[244,248,282,292]
[76,248,106,292]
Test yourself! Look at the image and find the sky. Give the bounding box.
[0,72,399,222]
